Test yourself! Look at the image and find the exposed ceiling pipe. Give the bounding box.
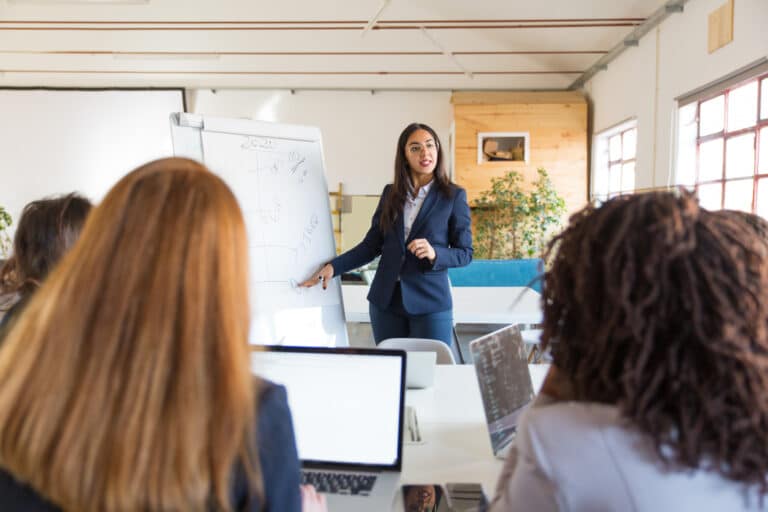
[568,0,688,90]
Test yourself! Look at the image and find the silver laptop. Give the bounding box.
[251,346,406,511]
[469,324,534,459]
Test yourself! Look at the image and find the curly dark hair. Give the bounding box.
[541,190,768,489]
[718,209,768,242]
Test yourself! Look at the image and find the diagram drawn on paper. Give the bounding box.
[201,130,338,310]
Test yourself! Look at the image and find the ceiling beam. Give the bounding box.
[420,27,473,79]
[361,0,391,36]
[0,50,609,56]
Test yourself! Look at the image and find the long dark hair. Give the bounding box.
[379,123,453,234]
[0,193,92,298]
[541,190,768,490]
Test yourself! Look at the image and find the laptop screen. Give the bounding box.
[251,346,405,469]
[469,324,534,455]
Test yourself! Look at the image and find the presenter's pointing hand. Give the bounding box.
[407,238,436,263]
[300,263,334,290]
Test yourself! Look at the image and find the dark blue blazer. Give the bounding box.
[0,381,302,512]
[331,183,473,315]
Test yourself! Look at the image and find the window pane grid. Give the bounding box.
[592,125,637,200]
[687,71,768,214]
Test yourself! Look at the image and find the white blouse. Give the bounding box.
[403,180,433,240]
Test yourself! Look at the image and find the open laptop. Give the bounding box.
[469,324,534,459]
[251,346,406,511]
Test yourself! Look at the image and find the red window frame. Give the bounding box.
[693,72,768,212]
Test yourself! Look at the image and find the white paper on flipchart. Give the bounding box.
[170,114,348,347]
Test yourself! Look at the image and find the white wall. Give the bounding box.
[189,89,453,196]
[0,89,184,237]
[585,0,768,189]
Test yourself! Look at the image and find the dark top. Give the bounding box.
[0,297,25,343]
[331,183,473,315]
[0,381,302,511]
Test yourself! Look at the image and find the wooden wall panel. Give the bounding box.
[708,0,734,54]
[452,92,588,217]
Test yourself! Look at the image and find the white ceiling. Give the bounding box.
[0,0,671,90]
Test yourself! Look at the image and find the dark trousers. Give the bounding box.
[369,282,453,346]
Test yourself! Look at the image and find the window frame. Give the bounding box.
[591,119,638,202]
[686,72,768,212]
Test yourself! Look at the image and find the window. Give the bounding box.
[676,71,768,217]
[592,120,637,202]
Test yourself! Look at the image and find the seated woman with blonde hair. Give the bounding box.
[0,158,325,512]
[490,191,768,511]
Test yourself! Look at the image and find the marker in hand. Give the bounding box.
[300,263,334,290]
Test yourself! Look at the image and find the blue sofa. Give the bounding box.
[447,258,543,292]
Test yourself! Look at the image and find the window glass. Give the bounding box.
[699,138,724,182]
[622,129,637,160]
[759,126,768,173]
[676,104,698,186]
[761,79,768,120]
[725,133,755,179]
[609,134,622,162]
[593,122,637,201]
[723,179,754,212]
[622,162,636,192]
[609,164,622,193]
[757,179,768,219]
[697,182,723,210]
[593,161,609,197]
[727,81,758,132]
[679,102,697,125]
[700,95,725,136]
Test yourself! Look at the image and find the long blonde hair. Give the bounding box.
[0,158,260,510]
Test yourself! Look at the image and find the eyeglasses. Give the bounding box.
[407,141,439,154]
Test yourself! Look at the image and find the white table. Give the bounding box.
[399,364,548,504]
[342,284,542,327]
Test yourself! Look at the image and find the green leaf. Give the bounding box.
[471,167,565,260]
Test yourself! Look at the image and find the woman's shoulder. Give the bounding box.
[0,468,59,511]
[516,401,765,510]
[256,379,289,415]
[519,399,625,447]
[444,182,466,197]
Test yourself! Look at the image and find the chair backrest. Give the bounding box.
[447,258,543,292]
[378,337,456,365]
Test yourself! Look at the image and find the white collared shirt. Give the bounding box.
[403,180,433,240]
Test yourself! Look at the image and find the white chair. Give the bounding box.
[378,337,456,365]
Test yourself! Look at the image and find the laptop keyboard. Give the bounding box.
[301,470,377,495]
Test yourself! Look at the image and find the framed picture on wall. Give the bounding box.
[477,132,529,164]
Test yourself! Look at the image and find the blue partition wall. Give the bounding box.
[447,258,543,292]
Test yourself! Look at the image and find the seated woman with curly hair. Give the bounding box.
[490,191,768,511]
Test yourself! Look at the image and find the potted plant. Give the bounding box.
[472,168,565,259]
[0,206,11,259]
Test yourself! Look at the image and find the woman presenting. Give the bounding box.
[302,122,472,346]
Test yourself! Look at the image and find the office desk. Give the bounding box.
[342,284,542,326]
[401,364,549,499]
